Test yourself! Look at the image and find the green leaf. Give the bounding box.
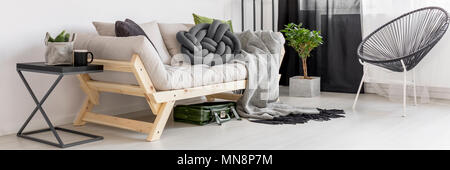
[54,30,66,42]
[64,33,70,42]
[48,35,55,42]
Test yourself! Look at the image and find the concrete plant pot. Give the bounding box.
[289,76,321,97]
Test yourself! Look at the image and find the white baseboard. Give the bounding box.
[365,82,450,100]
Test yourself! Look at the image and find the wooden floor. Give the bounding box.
[2,87,450,150]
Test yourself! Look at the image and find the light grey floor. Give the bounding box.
[2,87,450,150]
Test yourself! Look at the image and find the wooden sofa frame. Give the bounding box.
[73,54,246,141]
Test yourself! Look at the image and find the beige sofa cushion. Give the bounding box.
[92,21,172,64]
[140,21,172,64]
[158,23,194,57]
[162,63,247,90]
[92,22,116,36]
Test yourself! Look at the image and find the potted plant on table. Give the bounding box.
[44,30,76,65]
[281,23,323,97]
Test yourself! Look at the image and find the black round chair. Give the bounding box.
[353,7,450,116]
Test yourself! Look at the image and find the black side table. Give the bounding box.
[16,62,104,148]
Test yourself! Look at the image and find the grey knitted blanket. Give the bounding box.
[233,30,345,122]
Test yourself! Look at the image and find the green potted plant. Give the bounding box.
[44,30,76,65]
[281,23,323,97]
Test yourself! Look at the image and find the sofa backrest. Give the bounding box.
[74,33,174,89]
[78,21,285,68]
[91,21,196,65]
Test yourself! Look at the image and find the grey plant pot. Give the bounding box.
[289,76,321,97]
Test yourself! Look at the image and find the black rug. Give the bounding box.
[250,109,345,125]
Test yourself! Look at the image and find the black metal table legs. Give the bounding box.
[16,70,103,148]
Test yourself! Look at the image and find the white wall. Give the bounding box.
[0,0,236,136]
[362,0,450,89]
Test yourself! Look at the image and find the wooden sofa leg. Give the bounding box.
[74,97,94,126]
[146,101,175,142]
[77,74,99,105]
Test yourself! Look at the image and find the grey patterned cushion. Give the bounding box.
[176,20,241,66]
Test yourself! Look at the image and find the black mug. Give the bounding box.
[73,50,94,66]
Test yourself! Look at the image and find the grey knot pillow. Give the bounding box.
[176,20,241,66]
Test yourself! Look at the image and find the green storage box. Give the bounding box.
[174,102,241,125]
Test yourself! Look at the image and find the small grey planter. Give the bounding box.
[289,76,321,97]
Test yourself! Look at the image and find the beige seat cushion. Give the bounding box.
[162,63,247,90]
[88,63,247,91]
[92,21,172,64]
[158,23,194,57]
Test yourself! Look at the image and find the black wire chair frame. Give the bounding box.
[353,7,450,116]
[358,6,450,72]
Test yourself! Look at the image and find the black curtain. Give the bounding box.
[278,0,364,93]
